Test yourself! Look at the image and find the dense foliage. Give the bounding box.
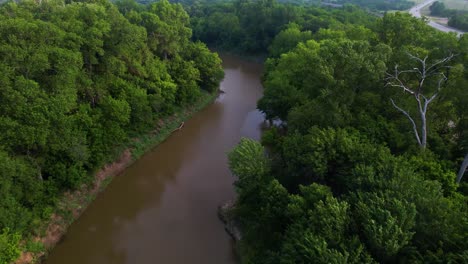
[0,0,223,262]
[429,1,449,16]
[184,0,376,54]
[449,13,468,31]
[228,7,468,264]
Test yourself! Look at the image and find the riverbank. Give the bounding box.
[15,91,219,264]
[41,54,263,264]
[209,47,267,64]
[218,200,242,242]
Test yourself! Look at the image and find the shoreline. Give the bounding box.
[15,91,219,264]
[209,47,267,64]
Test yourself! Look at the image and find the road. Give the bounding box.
[408,0,465,35]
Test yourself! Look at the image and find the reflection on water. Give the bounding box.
[45,54,264,264]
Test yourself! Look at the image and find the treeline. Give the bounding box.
[0,0,223,262]
[331,0,413,11]
[449,13,468,31]
[226,5,468,264]
[182,0,376,54]
[429,1,468,31]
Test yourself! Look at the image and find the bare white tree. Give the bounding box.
[457,154,468,183]
[385,53,454,149]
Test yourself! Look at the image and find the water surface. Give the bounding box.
[45,55,264,264]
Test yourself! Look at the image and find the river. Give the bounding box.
[44,55,264,264]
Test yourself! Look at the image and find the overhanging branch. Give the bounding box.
[457,154,468,183]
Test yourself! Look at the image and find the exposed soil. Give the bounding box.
[15,252,33,264]
[15,92,218,264]
[218,200,242,241]
[15,149,133,264]
[94,149,132,193]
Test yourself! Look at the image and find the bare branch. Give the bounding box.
[390,98,422,146]
[436,72,447,92]
[406,52,427,65]
[425,94,437,109]
[414,93,424,113]
[425,74,447,106]
[457,154,468,184]
[426,53,454,74]
[385,83,416,94]
[385,66,416,95]
[386,53,454,150]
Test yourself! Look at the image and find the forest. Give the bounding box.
[186,0,377,53]
[191,0,468,263]
[0,0,224,262]
[0,0,467,263]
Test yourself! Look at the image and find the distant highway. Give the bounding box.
[408,0,465,35]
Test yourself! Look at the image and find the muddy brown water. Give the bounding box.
[44,55,264,264]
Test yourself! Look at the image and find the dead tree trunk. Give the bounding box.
[385,53,454,149]
[457,154,468,183]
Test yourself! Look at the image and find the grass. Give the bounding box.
[442,0,468,10]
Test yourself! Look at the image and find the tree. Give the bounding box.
[168,55,200,105]
[146,0,192,59]
[224,3,468,263]
[0,1,225,258]
[457,154,468,183]
[385,53,454,149]
[228,138,270,188]
[0,228,21,264]
[268,23,313,58]
[182,41,224,92]
[353,191,416,262]
[429,1,447,17]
